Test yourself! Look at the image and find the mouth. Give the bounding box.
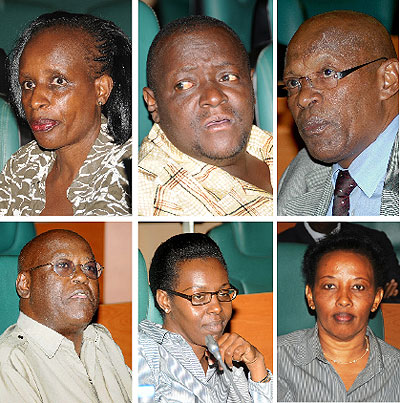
[333,312,355,323]
[204,116,232,131]
[30,119,59,133]
[301,118,329,135]
[203,320,225,335]
[69,289,92,301]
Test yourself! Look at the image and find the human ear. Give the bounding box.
[305,285,315,310]
[95,74,114,106]
[379,59,399,100]
[143,87,160,123]
[16,272,31,299]
[156,289,171,314]
[371,287,384,312]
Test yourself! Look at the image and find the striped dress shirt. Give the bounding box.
[277,324,400,402]
[139,320,272,402]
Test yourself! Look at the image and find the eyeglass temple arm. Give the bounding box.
[337,57,388,79]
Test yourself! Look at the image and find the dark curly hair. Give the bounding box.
[302,232,387,291]
[146,14,251,97]
[8,11,131,145]
[149,232,228,317]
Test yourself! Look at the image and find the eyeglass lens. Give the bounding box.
[53,259,100,279]
[191,289,236,305]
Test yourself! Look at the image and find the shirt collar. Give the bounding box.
[294,323,383,371]
[146,124,270,198]
[17,312,69,358]
[17,312,95,358]
[304,222,341,243]
[332,116,399,197]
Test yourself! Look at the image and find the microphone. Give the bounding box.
[205,334,222,361]
[205,335,246,403]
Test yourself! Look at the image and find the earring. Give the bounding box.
[309,305,315,310]
[98,101,103,106]
[164,308,170,313]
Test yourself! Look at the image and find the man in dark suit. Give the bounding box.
[278,222,400,302]
[278,11,399,216]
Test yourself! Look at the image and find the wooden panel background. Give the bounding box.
[96,302,132,369]
[229,292,273,370]
[381,303,400,350]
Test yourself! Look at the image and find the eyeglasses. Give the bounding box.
[164,286,238,306]
[26,259,104,280]
[282,57,387,97]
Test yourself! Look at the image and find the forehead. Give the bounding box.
[285,23,367,75]
[20,27,95,74]
[176,257,228,289]
[316,250,374,278]
[27,233,93,267]
[157,27,247,76]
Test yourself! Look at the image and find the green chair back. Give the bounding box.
[0,255,19,334]
[87,0,132,38]
[33,0,107,14]
[138,250,149,322]
[277,242,384,339]
[301,0,397,33]
[0,222,36,255]
[355,222,400,263]
[157,0,193,26]
[138,249,163,324]
[0,2,55,53]
[139,1,159,146]
[277,0,305,45]
[255,44,273,132]
[207,222,273,294]
[202,0,258,52]
[0,98,20,170]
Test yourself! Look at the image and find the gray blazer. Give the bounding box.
[277,133,399,216]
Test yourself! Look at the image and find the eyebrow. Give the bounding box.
[318,275,369,281]
[181,282,231,292]
[284,55,342,78]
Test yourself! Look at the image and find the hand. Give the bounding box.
[212,333,268,382]
[384,279,399,299]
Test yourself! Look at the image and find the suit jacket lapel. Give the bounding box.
[381,132,399,215]
[284,164,333,215]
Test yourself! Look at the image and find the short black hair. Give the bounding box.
[8,11,131,144]
[146,15,250,96]
[302,232,387,290]
[149,232,228,317]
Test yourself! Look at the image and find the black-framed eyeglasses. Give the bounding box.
[26,259,104,280]
[282,57,388,97]
[163,286,238,306]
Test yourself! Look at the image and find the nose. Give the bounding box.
[199,82,227,108]
[336,287,352,308]
[296,77,321,110]
[28,85,50,110]
[71,264,89,284]
[207,294,223,314]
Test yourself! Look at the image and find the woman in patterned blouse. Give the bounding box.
[0,11,131,216]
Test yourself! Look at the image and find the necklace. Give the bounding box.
[325,336,369,365]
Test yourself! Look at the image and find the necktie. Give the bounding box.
[332,170,357,216]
